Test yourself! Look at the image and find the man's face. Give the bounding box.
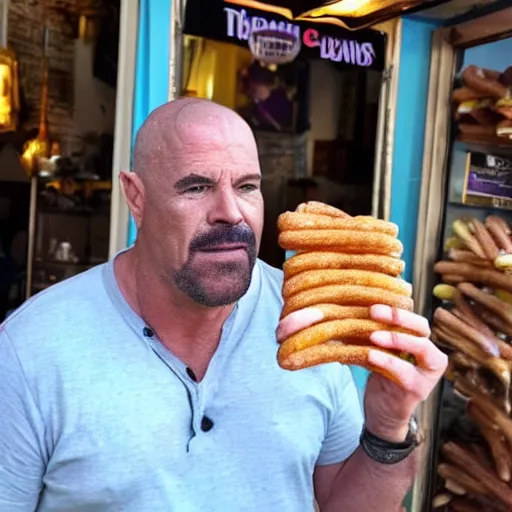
[138,110,263,307]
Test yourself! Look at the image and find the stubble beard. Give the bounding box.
[174,254,256,307]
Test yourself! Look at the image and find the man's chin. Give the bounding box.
[192,281,252,307]
[174,261,254,307]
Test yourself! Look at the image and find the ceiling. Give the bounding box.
[417,0,503,20]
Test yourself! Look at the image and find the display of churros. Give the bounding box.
[277,201,420,383]
[430,214,512,511]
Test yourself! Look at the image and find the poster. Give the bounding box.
[463,152,512,210]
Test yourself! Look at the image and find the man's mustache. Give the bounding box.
[189,224,256,252]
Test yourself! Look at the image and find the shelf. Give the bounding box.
[447,200,512,214]
[456,134,512,156]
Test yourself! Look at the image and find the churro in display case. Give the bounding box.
[430,214,512,511]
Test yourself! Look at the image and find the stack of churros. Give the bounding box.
[277,201,419,381]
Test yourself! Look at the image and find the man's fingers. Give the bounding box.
[370,331,448,372]
[276,308,324,343]
[367,349,434,398]
[370,305,431,338]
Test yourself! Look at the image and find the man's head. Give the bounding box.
[121,98,263,308]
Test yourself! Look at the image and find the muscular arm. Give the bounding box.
[314,446,420,511]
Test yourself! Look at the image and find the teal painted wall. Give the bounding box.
[392,17,441,511]
[391,17,439,283]
[128,0,171,246]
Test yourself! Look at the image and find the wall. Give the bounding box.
[307,60,342,174]
[462,36,512,70]
[391,18,442,512]
[8,3,79,153]
[128,0,171,245]
[391,17,439,284]
[183,37,253,110]
[8,4,117,157]
[73,39,117,136]
[307,63,381,176]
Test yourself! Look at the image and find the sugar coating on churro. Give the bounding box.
[277,202,417,381]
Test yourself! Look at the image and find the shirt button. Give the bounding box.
[143,327,154,338]
[201,416,214,432]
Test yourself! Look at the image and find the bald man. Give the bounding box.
[0,99,446,512]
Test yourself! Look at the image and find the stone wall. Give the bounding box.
[8,3,81,154]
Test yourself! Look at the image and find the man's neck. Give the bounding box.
[114,248,234,377]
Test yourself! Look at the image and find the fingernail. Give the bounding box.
[370,331,391,345]
[367,349,388,366]
[370,304,392,319]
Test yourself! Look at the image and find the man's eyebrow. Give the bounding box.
[174,174,215,191]
[234,173,262,186]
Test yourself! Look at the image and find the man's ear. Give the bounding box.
[120,171,145,229]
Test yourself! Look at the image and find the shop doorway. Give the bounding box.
[181,1,386,268]
[0,0,121,322]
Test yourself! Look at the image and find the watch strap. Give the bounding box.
[360,419,420,465]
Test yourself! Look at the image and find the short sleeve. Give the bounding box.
[316,365,364,466]
[0,327,46,511]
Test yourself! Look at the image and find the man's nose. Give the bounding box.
[207,187,244,225]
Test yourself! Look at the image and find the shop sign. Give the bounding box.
[184,0,386,72]
[224,7,300,43]
[302,27,375,67]
[224,7,376,68]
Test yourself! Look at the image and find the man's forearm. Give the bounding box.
[322,446,422,512]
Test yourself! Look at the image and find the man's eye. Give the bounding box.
[185,185,208,194]
[240,184,258,192]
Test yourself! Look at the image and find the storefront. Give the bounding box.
[4,1,511,509]
[0,0,137,320]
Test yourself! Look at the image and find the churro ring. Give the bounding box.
[278,230,403,258]
[281,284,414,318]
[283,252,405,278]
[277,212,399,237]
[312,304,370,321]
[278,319,419,361]
[278,342,412,385]
[282,269,412,299]
[296,201,350,218]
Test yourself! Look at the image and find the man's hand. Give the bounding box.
[363,304,447,442]
[276,304,448,442]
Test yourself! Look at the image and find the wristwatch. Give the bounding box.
[360,416,422,465]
